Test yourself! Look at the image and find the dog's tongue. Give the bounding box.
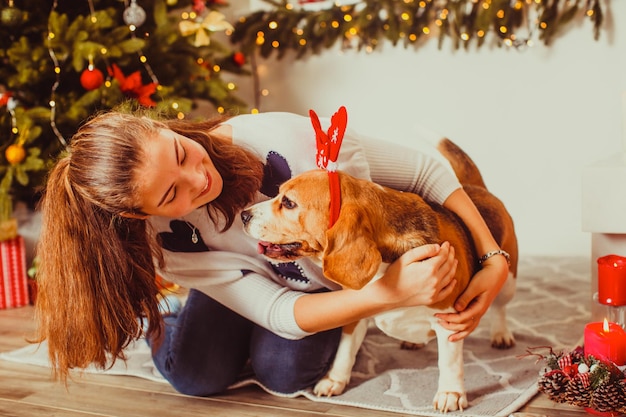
[258,241,283,255]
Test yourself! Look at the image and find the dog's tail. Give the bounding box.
[437,138,487,188]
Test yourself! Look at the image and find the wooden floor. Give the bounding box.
[0,306,593,417]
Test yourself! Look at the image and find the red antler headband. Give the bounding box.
[309,106,347,229]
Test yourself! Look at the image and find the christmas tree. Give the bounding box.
[0,0,249,220]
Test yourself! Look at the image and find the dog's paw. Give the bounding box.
[491,329,515,349]
[400,341,425,350]
[433,391,468,413]
[313,376,348,397]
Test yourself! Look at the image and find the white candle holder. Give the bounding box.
[593,291,626,329]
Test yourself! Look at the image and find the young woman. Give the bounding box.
[34,109,508,396]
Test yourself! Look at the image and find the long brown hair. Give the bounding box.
[35,110,263,381]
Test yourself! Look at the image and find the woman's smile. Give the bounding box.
[198,173,210,198]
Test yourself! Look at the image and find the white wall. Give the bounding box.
[229,1,626,257]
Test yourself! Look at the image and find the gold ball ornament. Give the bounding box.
[5,144,25,165]
[0,5,23,27]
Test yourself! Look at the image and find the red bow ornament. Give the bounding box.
[108,64,157,107]
[309,106,347,228]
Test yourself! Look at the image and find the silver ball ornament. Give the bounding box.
[123,0,146,27]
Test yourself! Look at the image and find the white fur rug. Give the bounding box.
[0,256,590,417]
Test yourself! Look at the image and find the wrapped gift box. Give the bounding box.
[0,235,28,309]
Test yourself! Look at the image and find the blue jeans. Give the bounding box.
[149,289,342,396]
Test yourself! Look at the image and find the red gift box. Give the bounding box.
[0,235,28,309]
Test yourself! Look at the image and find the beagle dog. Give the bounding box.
[240,138,518,412]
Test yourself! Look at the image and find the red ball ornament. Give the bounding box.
[233,52,246,67]
[80,67,104,90]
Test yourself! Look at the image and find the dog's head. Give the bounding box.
[241,169,382,289]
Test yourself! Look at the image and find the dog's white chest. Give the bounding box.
[374,307,441,345]
[369,263,453,345]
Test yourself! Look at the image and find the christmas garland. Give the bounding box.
[524,346,626,414]
[231,0,606,59]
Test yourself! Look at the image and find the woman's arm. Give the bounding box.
[434,189,509,341]
[358,135,508,340]
[294,242,457,332]
[158,243,456,339]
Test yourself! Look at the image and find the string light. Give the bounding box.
[123,0,159,86]
[231,0,605,57]
[46,0,67,147]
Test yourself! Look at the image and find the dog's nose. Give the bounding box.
[241,209,252,225]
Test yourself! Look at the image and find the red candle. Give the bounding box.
[584,319,626,366]
[597,255,626,306]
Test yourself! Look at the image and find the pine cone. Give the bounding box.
[564,374,592,407]
[614,380,626,414]
[538,370,569,403]
[589,379,625,412]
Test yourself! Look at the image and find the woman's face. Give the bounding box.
[136,128,223,218]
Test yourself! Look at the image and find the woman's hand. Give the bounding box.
[435,254,508,341]
[374,241,458,308]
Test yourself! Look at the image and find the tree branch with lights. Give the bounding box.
[231,0,606,58]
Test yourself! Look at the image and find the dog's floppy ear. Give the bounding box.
[322,203,381,290]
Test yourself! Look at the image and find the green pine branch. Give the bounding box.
[231,0,606,58]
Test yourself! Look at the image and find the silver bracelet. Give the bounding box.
[478,250,510,265]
